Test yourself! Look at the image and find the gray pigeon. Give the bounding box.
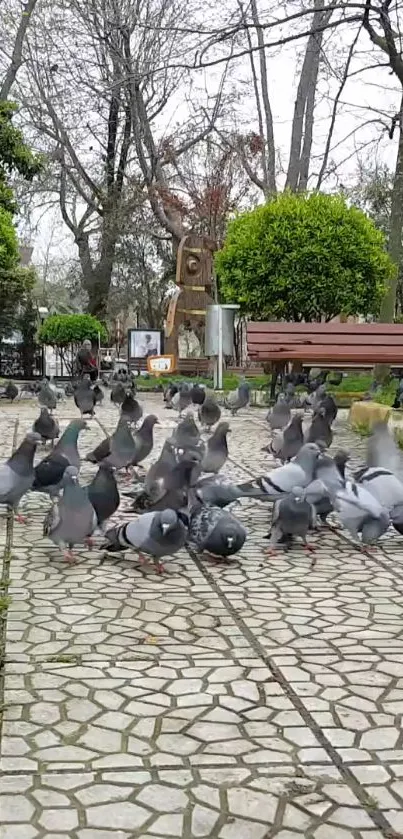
[4,380,19,402]
[0,431,41,521]
[171,415,202,451]
[335,480,389,547]
[236,443,320,500]
[111,381,126,406]
[172,383,192,416]
[101,508,188,573]
[130,414,159,470]
[38,379,57,411]
[32,419,87,498]
[317,393,338,424]
[43,466,97,562]
[266,393,291,431]
[365,421,403,477]
[86,464,120,534]
[74,378,96,417]
[225,380,250,416]
[93,384,104,405]
[121,390,143,426]
[131,454,200,512]
[270,414,304,462]
[308,383,327,412]
[33,407,60,445]
[264,486,316,554]
[306,406,333,448]
[201,421,230,474]
[198,395,221,431]
[314,449,348,497]
[103,417,136,471]
[188,503,246,559]
[194,475,246,509]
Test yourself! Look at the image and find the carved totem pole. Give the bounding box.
[165,234,215,357]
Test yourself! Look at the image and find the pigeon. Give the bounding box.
[317,393,337,424]
[171,415,202,452]
[111,381,126,406]
[335,480,389,547]
[266,485,316,547]
[101,508,188,573]
[307,450,350,526]
[102,417,136,470]
[225,380,250,415]
[74,378,96,417]
[86,464,120,534]
[364,421,403,477]
[33,407,60,445]
[121,390,143,425]
[266,393,291,431]
[190,384,206,406]
[130,415,159,470]
[33,419,87,498]
[201,421,230,474]
[131,453,200,512]
[188,503,246,560]
[93,384,104,405]
[0,431,41,521]
[308,383,327,410]
[49,375,65,401]
[237,443,321,500]
[4,380,19,401]
[163,382,179,408]
[38,378,57,411]
[43,466,97,562]
[271,414,304,462]
[327,370,343,387]
[284,381,297,406]
[194,475,246,508]
[171,383,192,416]
[64,382,74,397]
[355,467,403,514]
[264,486,316,554]
[306,406,333,448]
[198,395,221,431]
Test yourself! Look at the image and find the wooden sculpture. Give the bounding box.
[165,234,215,357]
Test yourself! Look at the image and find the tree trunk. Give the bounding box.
[374,100,403,382]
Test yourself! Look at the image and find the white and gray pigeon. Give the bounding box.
[236,443,320,500]
[33,407,60,445]
[38,378,57,412]
[43,466,97,562]
[101,509,188,573]
[172,384,192,416]
[264,486,316,554]
[225,380,250,416]
[266,393,291,431]
[201,422,230,474]
[188,503,247,560]
[198,395,221,431]
[334,480,389,548]
[0,431,41,521]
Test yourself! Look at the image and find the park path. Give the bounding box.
[0,394,402,838]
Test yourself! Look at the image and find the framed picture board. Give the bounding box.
[127,329,163,360]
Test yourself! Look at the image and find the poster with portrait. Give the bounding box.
[128,329,163,359]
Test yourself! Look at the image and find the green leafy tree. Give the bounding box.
[38,313,108,374]
[215,192,394,322]
[0,101,42,214]
[0,206,35,338]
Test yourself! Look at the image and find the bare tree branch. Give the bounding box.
[0,0,39,99]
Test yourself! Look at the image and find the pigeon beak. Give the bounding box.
[162,523,170,535]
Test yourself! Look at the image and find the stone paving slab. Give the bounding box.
[1,396,403,836]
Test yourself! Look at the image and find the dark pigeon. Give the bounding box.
[87,464,120,533]
[265,487,316,554]
[188,503,246,559]
[33,407,60,445]
[201,421,230,474]
[198,395,221,431]
[0,431,41,521]
[306,406,333,448]
[74,378,96,417]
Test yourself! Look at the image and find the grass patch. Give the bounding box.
[46,654,80,663]
[351,421,372,437]
[0,595,11,617]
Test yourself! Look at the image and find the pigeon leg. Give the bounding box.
[84,537,94,551]
[154,559,166,575]
[63,549,76,563]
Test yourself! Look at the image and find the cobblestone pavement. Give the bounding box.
[1,394,403,838]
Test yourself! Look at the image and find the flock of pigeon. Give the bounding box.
[0,368,402,572]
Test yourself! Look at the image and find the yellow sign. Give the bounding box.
[147,355,176,376]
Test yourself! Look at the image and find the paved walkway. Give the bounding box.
[0,394,403,838]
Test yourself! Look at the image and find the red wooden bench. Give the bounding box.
[247,322,403,366]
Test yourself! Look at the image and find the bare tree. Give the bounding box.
[363,0,403,323]
[0,0,40,98]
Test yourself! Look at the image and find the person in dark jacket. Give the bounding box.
[76,339,98,381]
